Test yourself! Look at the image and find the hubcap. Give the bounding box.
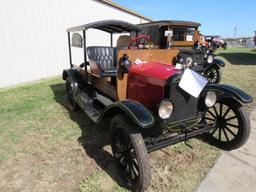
[216,116,226,128]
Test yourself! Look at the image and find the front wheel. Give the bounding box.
[204,66,222,84]
[109,115,151,192]
[202,98,251,150]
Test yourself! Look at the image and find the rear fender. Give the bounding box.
[62,68,79,82]
[62,68,81,94]
[205,84,253,104]
[98,100,155,129]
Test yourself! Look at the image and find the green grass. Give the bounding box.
[77,171,127,192]
[252,48,256,53]
[0,47,255,191]
[216,48,256,111]
[0,78,85,163]
[0,79,219,192]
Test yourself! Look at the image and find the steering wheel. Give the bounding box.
[128,35,151,49]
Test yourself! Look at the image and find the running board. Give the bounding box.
[74,91,113,123]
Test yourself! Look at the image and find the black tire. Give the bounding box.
[65,77,78,111]
[204,66,222,84]
[109,115,151,192]
[213,44,218,50]
[202,98,251,150]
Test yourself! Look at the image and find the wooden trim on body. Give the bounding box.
[88,60,101,76]
[116,49,179,100]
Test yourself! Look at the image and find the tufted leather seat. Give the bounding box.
[87,46,117,77]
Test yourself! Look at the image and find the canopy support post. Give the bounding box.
[67,32,73,68]
[83,30,88,82]
[110,33,113,47]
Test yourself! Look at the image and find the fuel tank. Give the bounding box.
[127,62,179,110]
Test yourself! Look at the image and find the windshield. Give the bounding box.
[172,27,195,41]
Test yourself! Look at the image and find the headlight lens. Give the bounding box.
[179,57,185,64]
[207,55,214,63]
[158,100,173,119]
[186,57,193,66]
[205,91,217,107]
[123,59,132,70]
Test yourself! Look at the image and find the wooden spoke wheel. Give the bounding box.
[205,66,222,84]
[109,115,151,192]
[203,99,250,150]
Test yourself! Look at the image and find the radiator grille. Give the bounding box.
[193,51,205,65]
[167,83,199,123]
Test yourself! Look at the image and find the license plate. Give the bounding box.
[178,69,208,98]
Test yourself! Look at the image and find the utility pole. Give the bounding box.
[254,31,256,46]
[234,23,237,38]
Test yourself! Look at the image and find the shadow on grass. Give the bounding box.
[50,83,125,188]
[217,52,256,65]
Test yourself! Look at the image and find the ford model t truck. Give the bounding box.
[137,20,225,84]
[63,20,252,192]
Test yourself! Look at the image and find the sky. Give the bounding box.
[113,0,256,38]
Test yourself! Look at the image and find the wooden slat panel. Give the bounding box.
[118,49,179,65]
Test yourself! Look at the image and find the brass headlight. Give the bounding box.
[158,100,174,119]
[205,91,217,107]
[207,55,214,64]
[186,57,193,66]
[121,54,132,73]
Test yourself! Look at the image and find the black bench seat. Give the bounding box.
[87,46,117,77]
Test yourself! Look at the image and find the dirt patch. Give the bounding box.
[147,140,219,192]
[0,141,97,192]
[0,135,219,192]
[77,139,219,192]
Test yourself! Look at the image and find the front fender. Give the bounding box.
[98,100,155,129]
[205,84,253,103]
[204,58,225,71]
[213,58,225,67]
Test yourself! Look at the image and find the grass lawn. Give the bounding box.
[216,48,256,112]
[0,48,255,192]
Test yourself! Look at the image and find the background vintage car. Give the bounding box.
[136,20,201,49]
[134,20,225,84]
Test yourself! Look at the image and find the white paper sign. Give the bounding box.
[186,35,194,41]
[179,69,208,98]
[165,30,173,37]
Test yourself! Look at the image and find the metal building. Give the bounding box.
[0,0,151,88]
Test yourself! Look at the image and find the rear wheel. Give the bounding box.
[65,77,78,111]
[204,66,222,84]
[109,115,151,192]
[202,98,251,150]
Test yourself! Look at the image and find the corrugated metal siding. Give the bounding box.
[0,0,150,87]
